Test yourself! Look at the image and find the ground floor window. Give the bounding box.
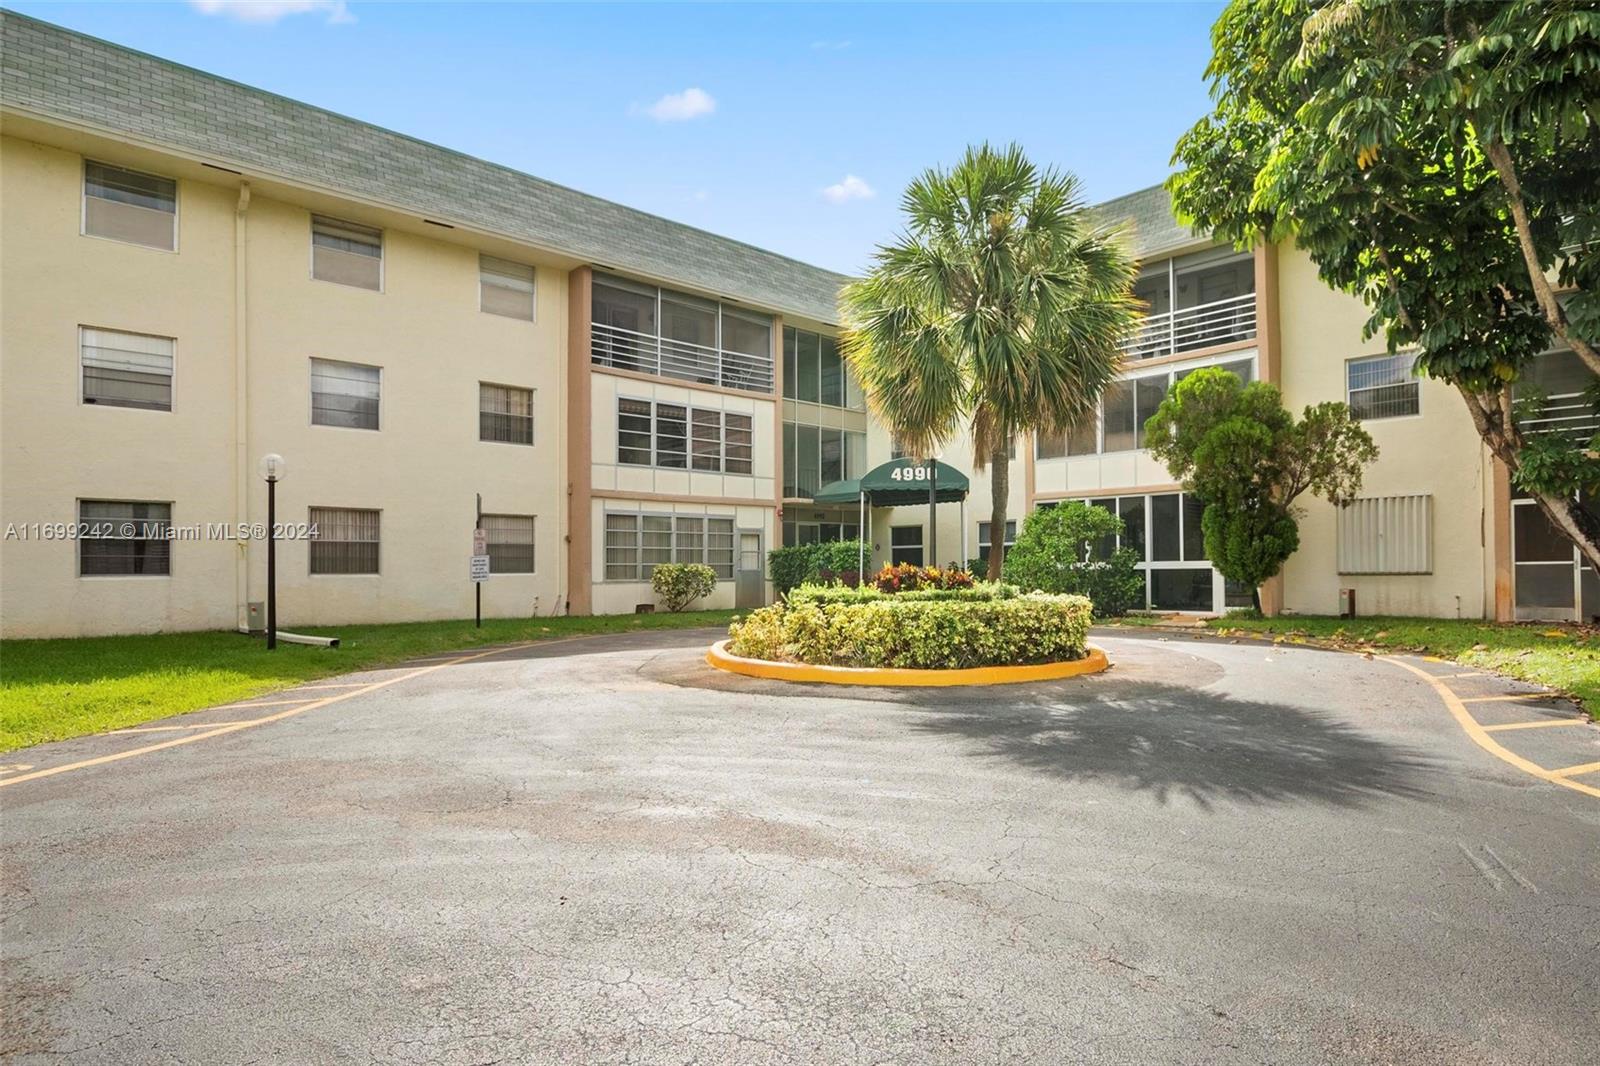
[976,520,1016,564]
[482,513,535,574]
[782,520,860,547]
[604,512,735,580]
[78,499,171,576]
[1038,491,1227,612]
[309,507,380,575]
[890,525,923,566]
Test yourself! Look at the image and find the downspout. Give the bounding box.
[234,182,251,628]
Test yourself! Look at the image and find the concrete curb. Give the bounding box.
[705,640,1110,687]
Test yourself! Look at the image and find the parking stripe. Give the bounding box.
[1481,719,1588,733]
[1382,657,1600,801]
[1459,693,1556,704]
[0,639,551,789]
[1551,760,1600,779]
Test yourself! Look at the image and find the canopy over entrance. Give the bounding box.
[813,458,970,508]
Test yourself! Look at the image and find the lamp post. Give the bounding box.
[925,453,940,567]
[258,453,286,650]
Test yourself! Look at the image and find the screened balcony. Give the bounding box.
[1127,248,1257,359]
[591,274,775,394]
[1515,349,1599,443]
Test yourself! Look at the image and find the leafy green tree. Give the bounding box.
[1144,368,1377,610]
[1002,502,1146,616]
[840,143,1141,580]
[1170,0,1600,574]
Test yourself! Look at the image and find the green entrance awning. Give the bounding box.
[810,458,970,508]
[810,478,862,505]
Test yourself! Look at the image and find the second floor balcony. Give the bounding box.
[592,321,775,394]
[1126,291,1257,360]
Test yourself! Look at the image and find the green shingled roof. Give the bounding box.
[1088,182,1209,261]
[0,10,854,325]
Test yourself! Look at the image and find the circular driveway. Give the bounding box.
[3,628,1597,1064]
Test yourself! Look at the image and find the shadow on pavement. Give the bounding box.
[905,679,1440,811]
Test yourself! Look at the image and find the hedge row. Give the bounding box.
[727,592,1093,670]
[787,582,1020,606]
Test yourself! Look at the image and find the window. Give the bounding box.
[311,215,382,290]
[78,500,170,576]
[480,256,535,320]
[783,326,860,408]
[591,275,775,392]
[311,359,381,430]
[784,422,863,497]
[309,507,380,574]
[617,400,751,474]
[84,161,175,250]
[1337,495,1432,575]
[1036,431,1066,460]
[977,520,1017,564]
[482,513,535,573]
[603,512,738,580]
[80,327,173,411]
[1347,353,1419,420]
[479,383,533,444]
[891,525,924,566]
[724,413,753,475]
[1102,380,1137,452]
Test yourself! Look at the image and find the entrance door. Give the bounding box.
[736,530,764,608]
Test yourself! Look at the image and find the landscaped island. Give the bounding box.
[725,565,1094,671]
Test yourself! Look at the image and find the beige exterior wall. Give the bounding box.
[1273,244,1496,619]
[2,135,240,636]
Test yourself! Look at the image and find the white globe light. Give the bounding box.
[258,453,287,481]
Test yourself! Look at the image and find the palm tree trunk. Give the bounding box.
[986,447,1010,581]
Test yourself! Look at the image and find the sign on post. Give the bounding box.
[470,554,490,583]
[472,527,488,556]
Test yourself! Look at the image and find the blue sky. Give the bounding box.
[11,1,1225,274]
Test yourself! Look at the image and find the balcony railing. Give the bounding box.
[1127,292,1257,360]
[592,321,774,394]
[1519,390,1599,443]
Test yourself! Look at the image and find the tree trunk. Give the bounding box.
[1483,138,1600,377]
[986,447,1010,581]
[1456,384,1600,580]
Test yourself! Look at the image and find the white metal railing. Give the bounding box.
[1127,292,1257,360]
[1519,390,1599,443]
[591,321,774,393]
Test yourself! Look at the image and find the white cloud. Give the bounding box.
[189,1,354,25]
[821,175,875,204]
[642,88,716,122]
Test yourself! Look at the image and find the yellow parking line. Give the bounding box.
[287,683,370,691]
[106,721,260,734]
[1382,657,1600,801]
[1459,693,1555,704]
[1482,719,1588,733]
[203,697,321,711]
[0,639,550,789]
[1551,760,1600,779]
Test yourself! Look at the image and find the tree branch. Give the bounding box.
[1483,138,1600,375]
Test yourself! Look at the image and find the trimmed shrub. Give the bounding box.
[1002,503,1146,617]
[651,563,716,612]
[787,582,1020,607]
[768,540,869,595]
[726,592,1092,670]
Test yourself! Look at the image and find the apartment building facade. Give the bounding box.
[1,13,1593,639]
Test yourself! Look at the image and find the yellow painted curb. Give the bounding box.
[705,640,1110,687]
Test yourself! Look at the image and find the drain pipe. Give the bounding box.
[233,182,252,630]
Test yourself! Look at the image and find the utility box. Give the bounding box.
[1338,588,1357,619]
[246,601,265,633]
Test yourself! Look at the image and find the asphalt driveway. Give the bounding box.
[2,628,1597,1064]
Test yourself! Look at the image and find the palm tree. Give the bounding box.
[840,143,1140,579]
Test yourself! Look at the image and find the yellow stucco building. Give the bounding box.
[1,13,1592,638]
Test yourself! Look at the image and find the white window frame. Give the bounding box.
[890,525,924,566]
[78,325,176,412]
[309,214,384,292]
[479,255,536,321]
[1346,351,1422,421]
[616,397,751,475]
[76,498,174,579]
[977,520,1017,562]
[81,159,178,253]
[601,510,737,582]
[309,358,383,432]
[308,506,382,576]
[478,382,535,446]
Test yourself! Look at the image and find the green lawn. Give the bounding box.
[0,611,736,753]
[1105,613,1600,718]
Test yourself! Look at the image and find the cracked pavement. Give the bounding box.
[2,627,1597,1064]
